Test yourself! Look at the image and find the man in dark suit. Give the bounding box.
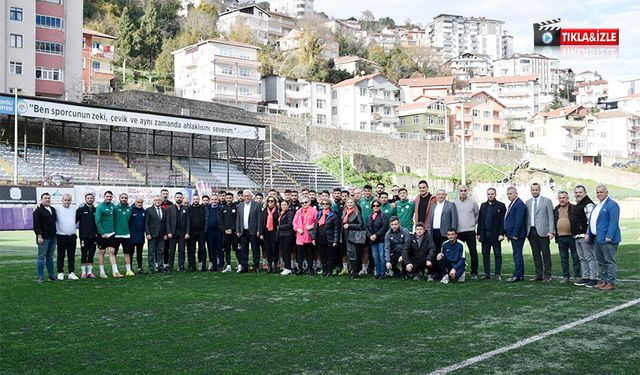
[504,187,528,282]
[526,183,555,282]
[477,187,506,280]
[145,195,167,273]
[166,192,191,272]
[236,189,262,273]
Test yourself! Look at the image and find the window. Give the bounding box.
[316,114,326,125]
[359,122,366,130]
[428,116,434,124]
[383,107,391,115]
[483,111,491,118]
[483,124,491,132]
[221,66,233,75]
[384,91,390,100]
[332,106,337,116]
[360,88,367,96]
[399,117,405,126]
[240,87,250,95]
[36,15,64,29]
[10,7,23,21]
[413,115,419,124]
[36,67,63,81]
[92,60,101,71]
[316,85,326,94]
[220,47,233,56]
[238,68,250,77]
[36,41,64,55]
[10,34,23,48]
[331,90,337,99]
[9,61,23,75]
[82,57,85,69]
[472,109,479,117]
[91,41,101,50]
[316,99,324,109]
[360,104,367,113]
[473,124,481,131]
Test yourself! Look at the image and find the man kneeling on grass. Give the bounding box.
[402,223,436,280]
[439,228,466,284]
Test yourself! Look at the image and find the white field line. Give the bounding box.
[427,298,640,375]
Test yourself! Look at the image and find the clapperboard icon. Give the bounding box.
[533,18,561,46]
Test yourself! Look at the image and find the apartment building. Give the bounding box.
[334,56,381,76]
[1,0,83,100]
[446,91,506,149]
[575,79,608,108]
[445,53,491,81]
[261,75,332,126]
[398,76,455,103]
[467,76,540,130]
[595,110,640,160]
[426,14,512,61]
[331,73,400,133]
[492,53,558,96]
[397,98,449,139]
[173,39,261,112]
[269,0,314,19]
[82,28,115,94]
[217,5,270,45]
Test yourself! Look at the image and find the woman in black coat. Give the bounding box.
[276,201,295,275]
[260,196,280,273]
[342,198,364,278]
[366,199,390,279]
[312,199,340,277]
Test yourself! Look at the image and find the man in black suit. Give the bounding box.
[235,189,262,273]
[476,187,506,280]
[145,195,167,273]
[166,192,191,272]
[33,192,57,283]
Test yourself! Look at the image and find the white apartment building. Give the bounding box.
[269,0,314,19]
[1,0,83,100]
[325,19,367,41]
[217,6,270,45]
[367,28,399,52]
[595,110,640,160]
[526,105,600,163]
[334,56,381,76]
[574,70,602,84]
[331,73,400,133]
[426,14,512,61]
[576,79,608,108]
[261,75,332,126]
[268,11,297,40]
[468,76,540,130]
[492,53,558,95]
[173,39,261,112]
[398,76,455,103]
[278,29,338,60]
[445,53,491,81]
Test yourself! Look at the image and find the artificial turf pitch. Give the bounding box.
[1,221,639,374]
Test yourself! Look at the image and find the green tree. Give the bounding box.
[135,2,163,70]
[114,5,136,66]
[549,89,564,110]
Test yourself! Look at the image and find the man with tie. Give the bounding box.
[145,196,167,273]
[504,187,528,282]
[526,183,555,282]
[476,188,506,280]
[587,184,621,291]
[236,190,262,273]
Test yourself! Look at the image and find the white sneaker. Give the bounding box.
[358,268,367,276]
[441,274,449,284]
[427,275,434,282]
[99,271,108,279]
[57,273,64,281]
[222,265,232,273]
[68,272,79,280]
[236,264,242,273]
[280,269,292,276]
[458,272,466,283]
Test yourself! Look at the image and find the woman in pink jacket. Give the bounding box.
[293,197,318,275]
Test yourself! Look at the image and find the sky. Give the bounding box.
[315,0,640,81]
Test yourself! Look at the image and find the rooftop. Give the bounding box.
[398,76,454,87]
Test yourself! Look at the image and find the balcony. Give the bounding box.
[212,55,260,67]
[371,97,398,106]
[286,89,310,100]
[562,119,586,129]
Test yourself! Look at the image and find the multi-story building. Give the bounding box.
[367,28,399,52]
[426,14,512,61]
[467,76,540,130]
[446,91,506,149]
[82,28,115,94]
[398,76,454,103]
[331,73,400,133]
[397,98,449,139]
[595,110,640,160]
[575,79,608,108]
[574,70,602,84]
[268,11,296,40]
[325,19,367,41]
[269,0,314,19]
[603,93,640,114]
[554,67,575,101]
[526,105,600,163]
[278,28,338,60]
[492,53,558,95]
[173,39,261,112]
[334,56,381,76]
[444,53,491,81]
[217,5,270,45]
[1,0,83,100]
[398,28,428,48]
[261,75,332,126]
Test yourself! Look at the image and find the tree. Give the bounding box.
[360,10,375,22]
[227,19,260,45]
[549,89,564,110]
[378,16,396,29]
[337,32,368,58]
[256,1,270,11]
[135,2,164,70]
[114,5,136,66]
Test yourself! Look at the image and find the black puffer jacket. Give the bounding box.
[277,209,295,239]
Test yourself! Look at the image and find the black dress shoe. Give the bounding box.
[483,274,491,280]
[296,268,304,275]
[529,276,543,282]
[308,268,315,276]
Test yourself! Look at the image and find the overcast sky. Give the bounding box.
[316,0,639,81]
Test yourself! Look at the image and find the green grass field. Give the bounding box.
[1,221,639,374]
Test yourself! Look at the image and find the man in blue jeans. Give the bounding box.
[504,187,528,283]
[33,192,57,283]
[587,184,621,291]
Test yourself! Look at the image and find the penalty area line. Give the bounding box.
[427,298,640,375]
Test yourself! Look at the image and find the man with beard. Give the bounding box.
[166,192,191,272]
[189,194,207,271]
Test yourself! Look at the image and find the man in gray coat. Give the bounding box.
[236,190,262,273]
[526,183,555,282]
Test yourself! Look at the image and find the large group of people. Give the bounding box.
[32,181,622,290]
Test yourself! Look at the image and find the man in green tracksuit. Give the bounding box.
[379,192,393,217]
[358,184,376,275]
[114,193,134,277]
[393,187,415,231]
[95,191,118,278]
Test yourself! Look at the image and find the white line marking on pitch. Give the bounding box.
[427,298,640,375]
